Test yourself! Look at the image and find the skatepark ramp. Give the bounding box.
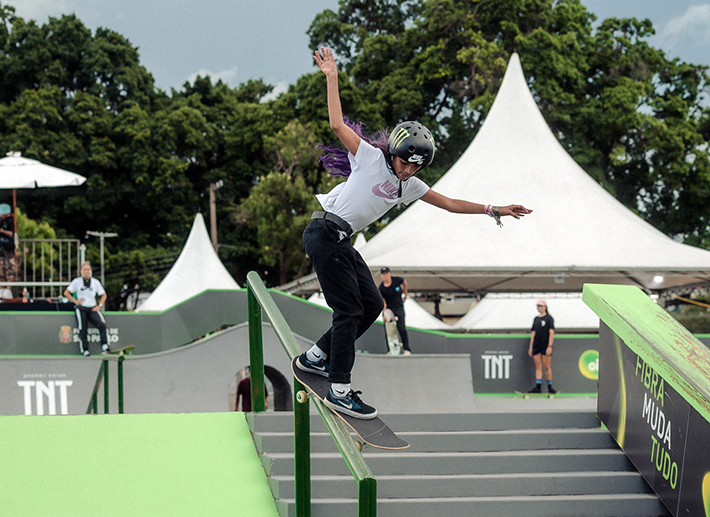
[250,410,669,517]
[0,412,278,516]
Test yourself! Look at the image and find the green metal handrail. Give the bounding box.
[86,346,134,415]
[246,271,377,517]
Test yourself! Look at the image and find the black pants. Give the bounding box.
[75,306,108,353]
[390,305,410,351]
[303,218,383,384]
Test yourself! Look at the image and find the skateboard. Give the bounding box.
[515,390,559,399]
[383,309,402,355]
[291,357,409,450]
[106,345,134,356]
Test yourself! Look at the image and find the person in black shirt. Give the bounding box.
[527,299,556,394]
[378,267,412,354]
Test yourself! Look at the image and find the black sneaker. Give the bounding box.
[527,385,541,394]
[548,385,557,395]
[324,388,377,420]
[296,353,330,377]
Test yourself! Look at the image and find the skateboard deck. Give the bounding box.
[383,309,402,355]
[291,357,409,450]
[106,345,134,356]
[515,390,559,399]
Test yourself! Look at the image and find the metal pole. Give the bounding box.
[209,180,223,252]
[247,286,266,413]
[86,232,117,286]
[99,234,105,286]
[103,358,109,414]
[294,377,312,517]
[118,355,125,414]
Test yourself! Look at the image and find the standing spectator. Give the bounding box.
[64,262,109,356]
[527,299,556,394]
[378,267,412,354]
[235,368,269,412]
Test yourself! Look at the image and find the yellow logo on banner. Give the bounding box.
[578,349,599,380]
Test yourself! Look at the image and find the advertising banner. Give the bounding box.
[598,323,710,516]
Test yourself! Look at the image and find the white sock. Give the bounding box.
[306,346,326,362]
[331,383,350,397]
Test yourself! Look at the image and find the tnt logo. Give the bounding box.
[17,380,73,415]
[578,349,599,380]
[481,353,513,379]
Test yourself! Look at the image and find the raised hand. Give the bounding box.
[314,47,337,78]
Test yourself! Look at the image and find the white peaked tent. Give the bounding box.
[136,213,240,312]
[307,293,451,330]
[359,53,710,294]
[452,293,599,333]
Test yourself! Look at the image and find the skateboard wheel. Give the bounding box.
[355,441,363,452]
[296,391,308,404]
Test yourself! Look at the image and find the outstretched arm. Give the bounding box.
[420,189,532,218]
[314,47,360,155]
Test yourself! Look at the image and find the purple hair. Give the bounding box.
[318,117,389,177]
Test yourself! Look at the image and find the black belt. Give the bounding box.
[311,211,354,238]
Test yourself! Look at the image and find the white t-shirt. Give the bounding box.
[67,277,106,308]
[315,141,430,232]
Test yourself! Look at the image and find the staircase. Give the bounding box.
[249,410,670,517]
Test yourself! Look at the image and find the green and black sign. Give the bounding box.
[586,284,710,517]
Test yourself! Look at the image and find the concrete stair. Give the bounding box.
[248,411,670,517]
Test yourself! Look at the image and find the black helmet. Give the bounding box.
[388,121,436,169]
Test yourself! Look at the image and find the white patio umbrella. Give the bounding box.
[0,151,87,260]
[0,152,87,189]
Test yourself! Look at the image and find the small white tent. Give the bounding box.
[136,213,240,312]
[307,293,451,330]
[358,53,710,294]
[452,293,599,333]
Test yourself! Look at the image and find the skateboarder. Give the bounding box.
[527,299,557,394]
[379,267,411,355]
[296,47,532,420]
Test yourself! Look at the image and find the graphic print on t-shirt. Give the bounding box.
[372,181,399,199]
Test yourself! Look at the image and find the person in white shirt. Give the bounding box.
[296,47,532,419]
[64,262,109,356]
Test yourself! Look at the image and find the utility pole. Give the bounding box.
[209,180,224,252]
[86,231,118,286]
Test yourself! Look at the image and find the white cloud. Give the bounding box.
[12,0,71,21]
[262,81,290,102]
[186,66,239,87]
[658,4,710,47]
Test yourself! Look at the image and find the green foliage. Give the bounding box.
[308,0,710,242]
[236,172,319,285]
[0,0,709,296]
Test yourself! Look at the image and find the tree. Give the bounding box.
[308,0,710,247]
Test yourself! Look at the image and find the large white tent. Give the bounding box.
[353,53,710,294]
[452,292,599,333]
[307,293,451,330]
[136,213,240,312]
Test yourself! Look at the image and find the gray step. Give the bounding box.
[248,411,600,433]
[277,493,669,517]
[262,449,635,477]
[271,471,655,499]
[249,410,667,517]
[255,427,616,453]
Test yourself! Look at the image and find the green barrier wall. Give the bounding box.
[583,284,710,517]
[0,412,278,516]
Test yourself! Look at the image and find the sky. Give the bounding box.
[10,0,710,95]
